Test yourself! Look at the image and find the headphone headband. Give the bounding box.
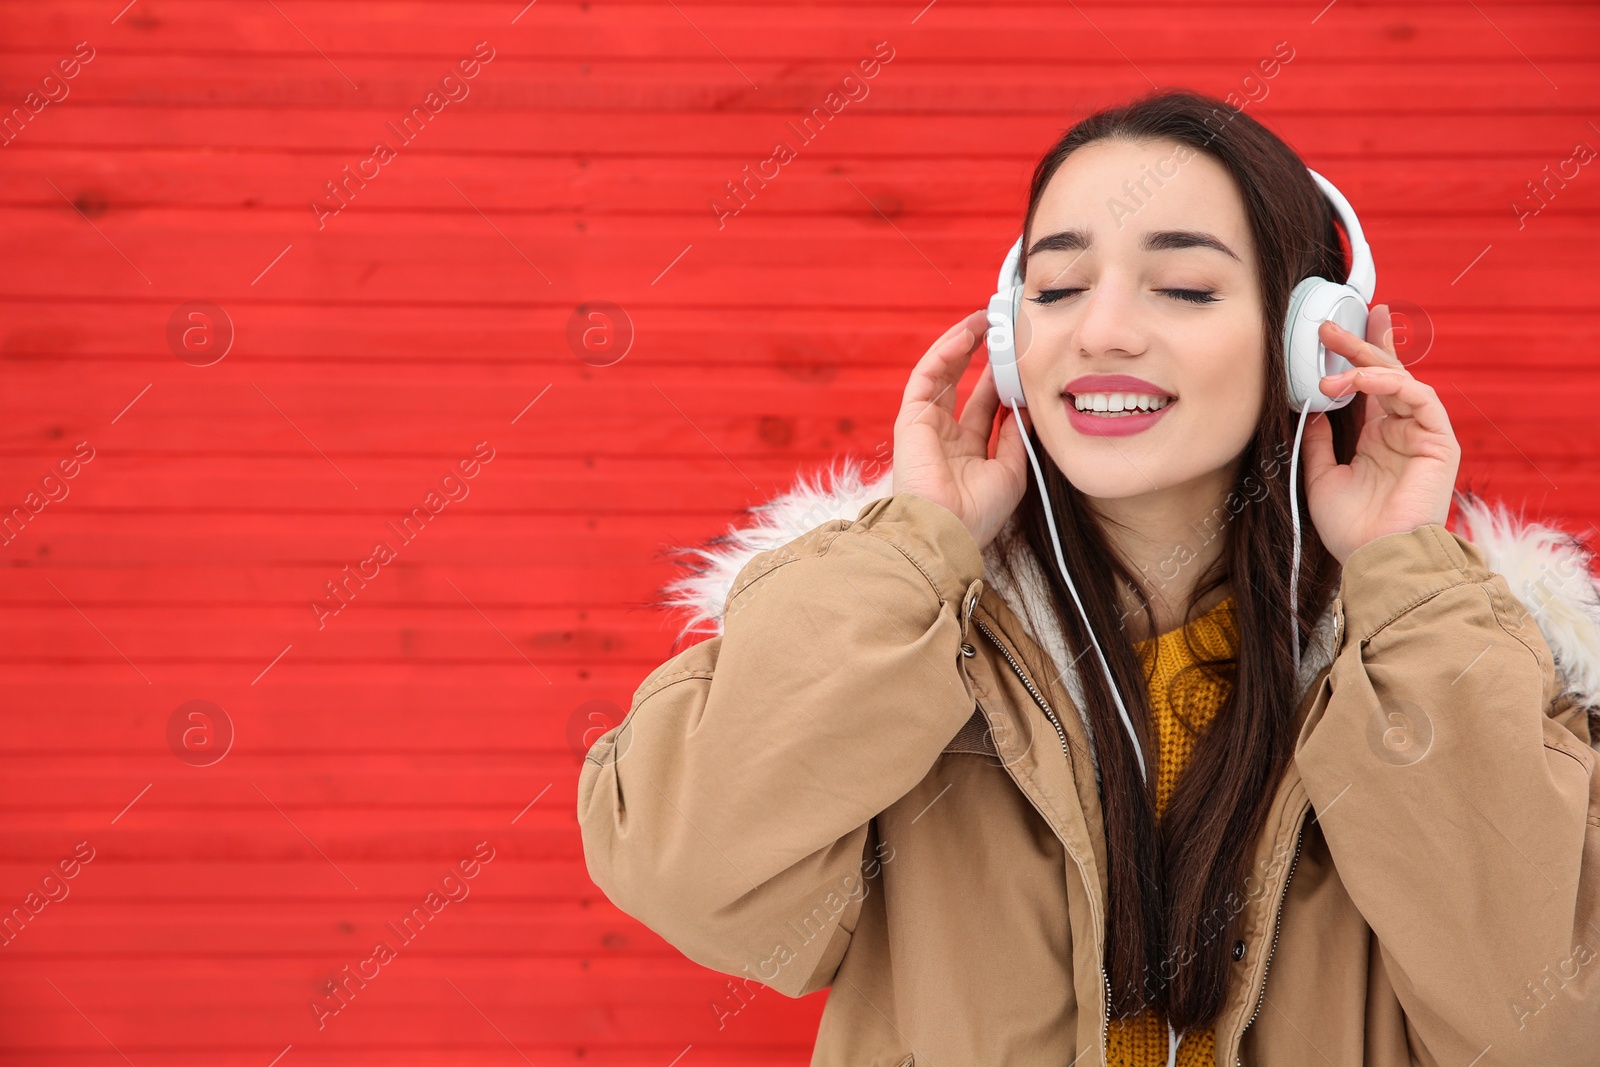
[1305,168,1374,301]
[997,235,1024,294]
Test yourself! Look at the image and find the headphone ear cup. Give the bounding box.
[1283,277,1365,413]
[1011,285,1031,381]
[987,284,1027,408]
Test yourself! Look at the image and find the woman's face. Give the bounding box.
[1016,138,1266,503]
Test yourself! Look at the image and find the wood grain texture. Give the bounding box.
[1,2,1596,1063]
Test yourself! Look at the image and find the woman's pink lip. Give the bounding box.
[1063,373,1175,397]
[1065,397,1176,437]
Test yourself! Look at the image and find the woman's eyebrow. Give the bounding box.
[1144,228,1241,261]
[1028,228,1241,262]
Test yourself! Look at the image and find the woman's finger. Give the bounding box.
[992,392,1032,478]
[900,309,990,425]
[958,360,1003,442]
[1318,317,1404,372]
[899,325,973,426]
[1299,409,1338,487]
[1320,366,1452,437]
[1364,303,1403,364]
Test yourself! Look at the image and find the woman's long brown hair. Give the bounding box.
[992,89,1364,1030]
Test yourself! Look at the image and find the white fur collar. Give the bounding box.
[659,456,1600,755]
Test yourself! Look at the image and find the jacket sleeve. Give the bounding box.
[1295,522,1600,1064]
[576,491,986,998]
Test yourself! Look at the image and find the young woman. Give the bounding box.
[579,91,1600,1066]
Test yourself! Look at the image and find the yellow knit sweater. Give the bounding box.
[1105,593,1238,1067]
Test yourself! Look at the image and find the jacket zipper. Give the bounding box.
[972,615,1109,1065]
[1229,653,1335,1063]
[1232,809,1309,1066]
[973,616,1072,762]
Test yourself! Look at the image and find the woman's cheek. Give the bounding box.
[1015,318,1067,394]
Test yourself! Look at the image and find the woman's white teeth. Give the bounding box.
[1072,392,1171,415]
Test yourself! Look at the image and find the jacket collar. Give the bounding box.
[660,455,1600,747]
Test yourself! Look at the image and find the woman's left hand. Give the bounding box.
[1300,303,1462,566]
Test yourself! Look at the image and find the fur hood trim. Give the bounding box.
[658,457,1600,730]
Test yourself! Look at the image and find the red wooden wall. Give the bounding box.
[2,2,1597,1064]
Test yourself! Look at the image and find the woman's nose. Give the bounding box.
[1074,280,1147,357]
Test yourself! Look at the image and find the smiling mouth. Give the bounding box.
[1066,393,1176,417]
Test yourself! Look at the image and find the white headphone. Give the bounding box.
[985,167,1376,787]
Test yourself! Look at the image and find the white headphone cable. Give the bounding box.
[1005,395,1151,786]
[1287,401,1313,682]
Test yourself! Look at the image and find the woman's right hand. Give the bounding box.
[891,309,1032,552]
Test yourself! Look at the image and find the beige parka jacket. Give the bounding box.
[578,459,1600,1066]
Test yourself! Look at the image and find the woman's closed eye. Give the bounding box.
[1028,287,1220,306]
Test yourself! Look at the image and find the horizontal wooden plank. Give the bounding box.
[9,150,1595,218]
[0,858,605,895]
[13,106,1598,157]
[0,684,667,742]
[0,822,584,864]
[0,958,824,1051]
[0,944,834,1063]
[5,2,1596,62]
[7,51,1600,114]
